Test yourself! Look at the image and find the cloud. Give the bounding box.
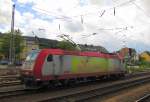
[0,0,12,32]
[65,21,84,32]
[17,0,34,4]
[141,0,150,13]
[0,0,150,52]
[89,0,113,7]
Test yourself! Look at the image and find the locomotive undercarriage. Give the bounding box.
[22,73,125,89]
[21,76,42,89]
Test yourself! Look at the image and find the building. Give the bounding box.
[18,36,109,60]
[21,36,39,60]
[79,44,108,53]
[0,32,108,60]
[118,47,138,65]
[119,47,136,58]
[21,36,58,60]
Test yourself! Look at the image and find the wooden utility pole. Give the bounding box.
[9,4,15,65]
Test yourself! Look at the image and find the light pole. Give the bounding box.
[9,4,15,65]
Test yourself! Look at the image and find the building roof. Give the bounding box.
[79,44,109,53]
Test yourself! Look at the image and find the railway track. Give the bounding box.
[0,72,149,88]
[0,75,19,78]
[0,75,20,81]
[126,71,150,77]
[37,75,150,102]
[0,80,21,87]
[0,73,149,102]
[0,75,21,87]
[0,89,27,99]
[136,94,150,102]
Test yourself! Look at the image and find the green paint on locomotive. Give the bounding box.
[108,59,120,71]
[71,56,111,73]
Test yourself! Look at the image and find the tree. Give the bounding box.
[57,40,79,51]
[0,29,24,60]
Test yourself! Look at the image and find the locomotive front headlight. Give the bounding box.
[25,71,30,75]
[30,62,35,69]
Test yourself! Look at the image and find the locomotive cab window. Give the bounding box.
[26,50,40,61]
[47,55,53,62]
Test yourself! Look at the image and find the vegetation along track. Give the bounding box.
[39,75,150,102]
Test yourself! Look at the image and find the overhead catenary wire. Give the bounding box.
[81,15,84,24]
[114,7,116,16]
[28,0,141,38]
[30,0,137,39]
[18,1,142,41]
[32,0,139,23]
[31,0,136,38]
[33,7,73,22]
[6,0,142,30]
[99,10,106,17]
[81,26,132,39]
[81,33,98,38]
[131,2,150,19]
[33,6,134,38]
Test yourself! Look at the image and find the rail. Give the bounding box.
[0,72,150,102]
[136,94,150,102]
[38,75,150,102]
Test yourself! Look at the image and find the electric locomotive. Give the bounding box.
[20,49,125,88]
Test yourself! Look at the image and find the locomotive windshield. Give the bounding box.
[26,50,40,61]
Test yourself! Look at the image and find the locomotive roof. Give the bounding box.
[39,49,123,59]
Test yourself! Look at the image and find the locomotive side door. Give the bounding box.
[42,54,54,76]
[53,55,63,76]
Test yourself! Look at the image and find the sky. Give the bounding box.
[0,0,150,52]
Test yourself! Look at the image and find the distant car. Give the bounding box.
[14,61,22,66]
[0,60,9,65]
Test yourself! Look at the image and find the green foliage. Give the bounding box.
[127,66,150,73]
[139,56,150,67]
[139,56,145,62]
[57,40,79,51]
[140,62,150,68]
[0,33,11,58]
[0,29,24,59]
